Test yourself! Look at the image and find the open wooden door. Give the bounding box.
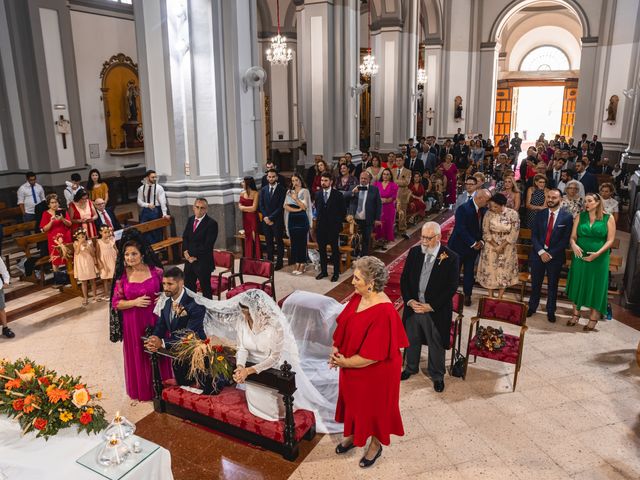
[561,86,577,138]
[493,83,513,146]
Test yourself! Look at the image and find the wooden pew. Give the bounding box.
[3,221,36,238]
[15,232,51,286]
[0,207,24,226]
[127,217,182,263]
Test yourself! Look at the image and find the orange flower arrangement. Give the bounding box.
[22,394,38,414]
[47,387,70,404]
[4,378,21,390]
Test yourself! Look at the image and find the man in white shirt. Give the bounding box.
[137,170,169,243]
[63,173,83,207]
[16,172,45,223]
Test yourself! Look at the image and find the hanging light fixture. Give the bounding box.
[266,0,292,66]
[417,68,427,86]
[360,6,378,78]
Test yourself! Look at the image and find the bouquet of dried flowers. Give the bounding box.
[475,326,506,352]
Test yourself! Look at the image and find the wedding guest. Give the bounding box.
[97,225,117,301]
[448,189,491,305]
[366,154,383,182]
[284,174,312,276]
[527,189,573,322]
[315,172,346,282]
[39,194,72,270]
[440,139,454,161]
[575,158,598,194]
[510,132,522,157]
[566,193,615,331]
[69,189,98,238]
[547,158,565,188]
[440,154,458,205]
[405,148,424,176]
[373,168,398,249]
[334,163,358,202]
[259,169,286,269]
[391,155,412,238]
[349,172,382,257]
[260,161,287,188]
[137,170,169,244]
[239,176,261,259]
[17,171,45,223]
[557,169,573,194]
[471,139,485,171]
[455,176,478,209]
[63,173,83,208]
[589,134,603,163]
[331,256,408,468]
[476,193,519,299]
[86,168,109,203]
[182,198,218,299]
[561,180,585,218]
[311,159,330,195]
[400,222,458,391]
[407,171,427,222]
[111,230,173,402]
[306,155,324,191]
[73,228,98,306]
[525,174,548,228]
[499,173,520,211]
[428,172,445,210]
[498,135,509,155]
[94,198,122,231]
[0,257,15,338]
[599,183,619,223]
[453,137,470,170]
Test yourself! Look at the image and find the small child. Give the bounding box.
[73,228,98,305]
[96,225,117,301]
[0,257,14,338]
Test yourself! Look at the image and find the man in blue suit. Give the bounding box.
[527,189,574,322]
[447,189,491,306]
[349,171,382,257]
[575,158,598,194]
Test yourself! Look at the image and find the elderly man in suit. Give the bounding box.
[349,171,382,257]
[392,154,413,238]
[315,172,347,282]
[94,198,122,231]
[448,189,491,306]
[259,169,287,269]
[405,147,425,176]
[400,222,459,392]
[527,189,574,322]
[182,198,218,299]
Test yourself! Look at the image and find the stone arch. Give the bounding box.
[419,0,443,43]
[489,0,589,44]
[256,0,273,34]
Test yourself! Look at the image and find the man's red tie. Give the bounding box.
[193,218,199,232]
[544,211,554,248]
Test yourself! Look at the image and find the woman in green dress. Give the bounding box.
[566,193,616,331]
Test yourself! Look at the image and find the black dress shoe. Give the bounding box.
[2,326,15,339]
[433,380,445,392]
[315,272,328,280]
[547,314,556,323]
[400,370,415,381]
[464,297,472,307]
[331,273,340,282]
[526,309,535,317]
[335,442,356,454]
[359,446,382,468]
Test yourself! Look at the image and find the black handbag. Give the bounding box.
[450,351,466,378]
[109,305,123,343]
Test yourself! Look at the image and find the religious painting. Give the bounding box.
[99,53,144,152]
[606,95,619,124]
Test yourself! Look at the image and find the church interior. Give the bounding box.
[1,0,640,479]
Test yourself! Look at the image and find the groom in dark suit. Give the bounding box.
[528,189,573,322]
[315,172,346,282]
[400,222,459,392]
[182,198,218,299]
[447,189,491,305]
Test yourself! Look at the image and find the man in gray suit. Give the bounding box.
[349,171,382,257]
[454,176,478,210]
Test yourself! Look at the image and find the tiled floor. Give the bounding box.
[2,211,639,479]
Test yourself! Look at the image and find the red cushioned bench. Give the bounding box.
[145,342,316,461]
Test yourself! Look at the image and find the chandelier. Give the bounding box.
[266,0,292,66]
[360,7,378,79]
[417,68,427,86]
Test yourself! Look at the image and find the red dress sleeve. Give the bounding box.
[332,295,357,350]
[40,211,51,230]
[358,304,409,361]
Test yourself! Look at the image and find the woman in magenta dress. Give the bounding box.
[331,256,408,468]
[111,230,173,402]
[373,168,398,246]
[39,194,72,269]
[238,176,261,259]
[440,154,458,205]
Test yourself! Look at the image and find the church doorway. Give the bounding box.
[513,85,564,146]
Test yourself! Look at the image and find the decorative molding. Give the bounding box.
[581,36,599,45]
[480,41,497,50]
[99,52,137,79]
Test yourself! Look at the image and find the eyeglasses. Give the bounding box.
[421,234,440,241]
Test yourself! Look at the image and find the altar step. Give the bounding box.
[5,278,83,324]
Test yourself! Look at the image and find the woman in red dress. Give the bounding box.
[68,188,98,238]
[238,176,261,258]
[330,256,408,468]
[39,194,72,269]
[407,171,427,221]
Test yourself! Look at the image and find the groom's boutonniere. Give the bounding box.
[437,251,449,265]
[172,303,188,318]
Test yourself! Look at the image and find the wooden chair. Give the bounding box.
[464,296,528,391]
[449,292,465,375]
[225,258,276,300]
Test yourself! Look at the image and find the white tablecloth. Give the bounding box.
[0,417,173,480]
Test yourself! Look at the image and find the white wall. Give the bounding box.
[445,0,471,135]
[70,11,140,173]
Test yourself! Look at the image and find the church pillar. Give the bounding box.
[573,38,599,137]
[295,0,360,163]
[473,43,498,139]
[621,88,640,168]
[135,0,263,248]
[422,43,442,139]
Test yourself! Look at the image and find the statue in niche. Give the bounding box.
[126,80,140,122]
[605,95,619,124]
[454,96,463,121]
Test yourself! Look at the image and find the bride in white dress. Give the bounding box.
[155,288,342,433]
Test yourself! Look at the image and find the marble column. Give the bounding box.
[295,0,360,163]
[621,88,640,167]
[135,0,263,248]
[473,43,499,139]
[573,38,600,137]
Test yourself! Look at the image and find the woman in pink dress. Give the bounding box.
[68,188,98,238]
[373,168,398,247]
[238,176,261,259]
[440,154,458,206]
[111,230,173,402]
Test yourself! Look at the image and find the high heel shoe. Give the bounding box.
[335,441,355,455]
[359,446,382,468]
[566,315,580,326]
[583,319,598,331]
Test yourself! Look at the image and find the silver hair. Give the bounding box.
[422,221,441,235]
[353,256,389,293]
